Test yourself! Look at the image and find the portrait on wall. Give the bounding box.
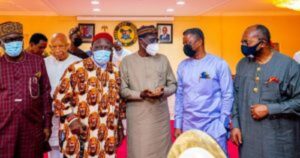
[157,23,173,44]
[78,23,95,43]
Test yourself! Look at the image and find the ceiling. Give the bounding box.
[0,0,300,16]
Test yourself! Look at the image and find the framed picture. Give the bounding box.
[78,23,95,43]
[157,23,173,44]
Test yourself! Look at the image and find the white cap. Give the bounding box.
[179,147,215,158]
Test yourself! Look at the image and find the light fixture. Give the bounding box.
[91,0,99,5]
[273,0,300,11]
[176,0,185,5]
[166,8,175,12]
[93,8,101,12]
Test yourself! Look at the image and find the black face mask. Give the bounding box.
[73,37,83,47]
[183,44,197,57]
[241,41,262,58]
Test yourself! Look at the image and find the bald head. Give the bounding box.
[50,33,69,61]
[242,24,271,46]
[51,33,68,44]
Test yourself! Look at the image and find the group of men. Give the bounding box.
[0,21,299,158]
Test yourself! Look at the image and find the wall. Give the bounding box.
[1,15,300,73]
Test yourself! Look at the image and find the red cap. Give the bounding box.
[92,32,113,43]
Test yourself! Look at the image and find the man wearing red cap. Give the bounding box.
[53,32,124,158]
[120,25,177,158]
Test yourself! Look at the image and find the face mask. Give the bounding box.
[73,38,83,47]
[93,50,111,66]
[183,44,197,57]
[241,42,262,58]
[4,41,23,57]
[115,49,123,56]
[146,43,159,56]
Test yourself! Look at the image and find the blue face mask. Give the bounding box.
[4,41,23,57]
[93,50,111,66]
[241,41,261,58]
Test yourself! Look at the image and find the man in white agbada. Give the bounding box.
[112,40,131,67]
[44,33,81,158]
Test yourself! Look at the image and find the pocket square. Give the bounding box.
[200,72,210,79]
[266,76,280,84]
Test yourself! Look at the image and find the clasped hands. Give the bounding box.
[140,86,164,99]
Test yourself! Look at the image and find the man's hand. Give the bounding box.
[43,128,51,141]
[174,128,182,138]
[148,86,164,99]
[69,119,83,135]
[251,104,269,120]
[140,89,152,99]
[230,128,242,146]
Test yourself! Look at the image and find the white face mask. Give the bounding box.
[115,49,123,56]
[146,43,159,56]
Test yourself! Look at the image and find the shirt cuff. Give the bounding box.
[220,114,230,129]
[266,103,282,115]
[174,119,182,129]
[232,117,240,129]
[129,91,142,100]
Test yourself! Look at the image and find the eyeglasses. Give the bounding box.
[143,37,158,44]
[149,38,158,43]
[241,38,264,46]
[3,36,23,43]
[93,45,111,51]
[50,44,67,50]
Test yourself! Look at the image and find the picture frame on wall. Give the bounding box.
[78,23,95,43]
[157,23,173,44]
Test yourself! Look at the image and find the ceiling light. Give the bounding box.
[176,1,185,5]
[166,8,174,12]
[273,0,300,11]
[93,8,101,12]
[91,0,99,5]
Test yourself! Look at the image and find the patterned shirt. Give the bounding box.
[53,57,125,158]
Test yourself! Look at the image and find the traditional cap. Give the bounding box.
[137,25,157,37]
[0,21,23,38]
[168,130,226,158]
[92,32,113,43]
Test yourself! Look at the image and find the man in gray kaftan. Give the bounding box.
[231,24,300,158]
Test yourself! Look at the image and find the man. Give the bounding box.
[231,24,300,158]
[174,28,233,152]
[53,32,124,158]
[0,21,53,158]
[112,40,131,67]
[159,26,170,41]
[25,33,48,57]
[45,33,81,158]
[120,25,177,158]
[293,50,300,63]
[68,26,89,59]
